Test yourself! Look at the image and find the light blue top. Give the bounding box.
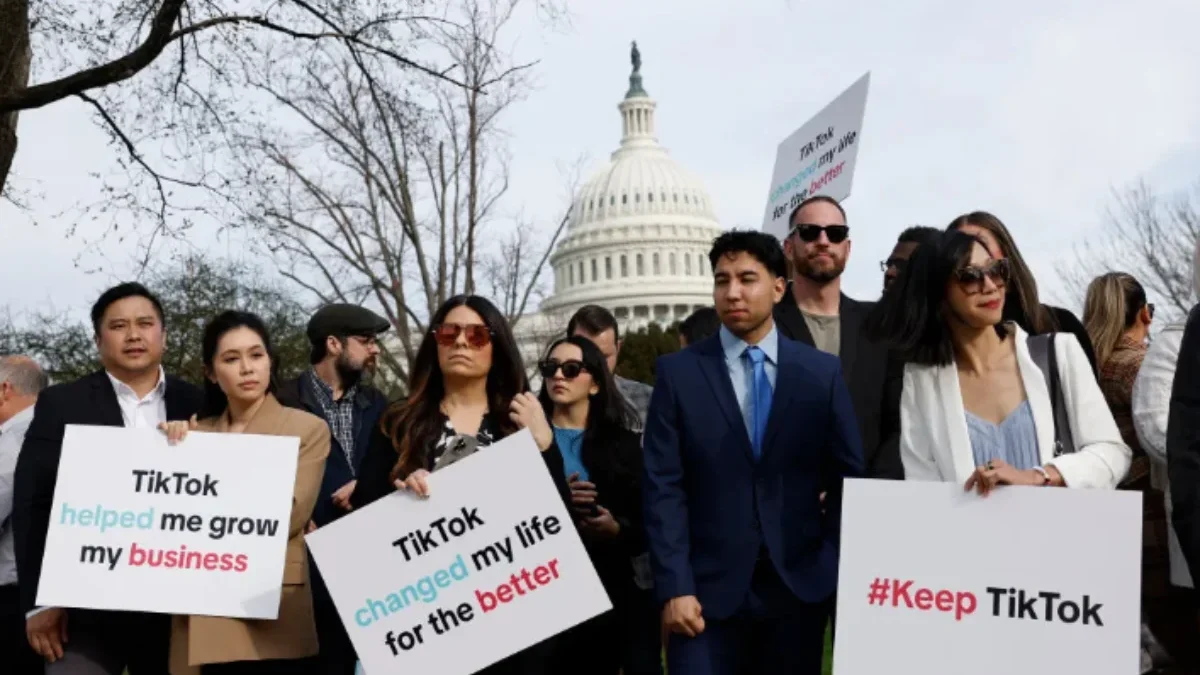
[965,400,1041,470]
[719,324,778,440]
[553,427,589,482]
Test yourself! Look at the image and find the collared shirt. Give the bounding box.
[305,369,357,471]
[107,367,167,429]
[718,324,779,439]
[0,405,36,586]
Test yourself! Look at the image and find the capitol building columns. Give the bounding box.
[517,42,722,359]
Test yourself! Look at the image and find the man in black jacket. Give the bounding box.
[1168,304,1200,589]
[14,283,202,674]
[277,303,390,675]
[774,196,902,479]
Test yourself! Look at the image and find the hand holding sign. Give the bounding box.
[306,430,610,675]
[158,414,199,444]
[37,425,298,618]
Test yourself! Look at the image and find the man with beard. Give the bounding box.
[277,303,390,675]
[773,195,902,479]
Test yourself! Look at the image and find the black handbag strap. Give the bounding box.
[1026,333,1076,456]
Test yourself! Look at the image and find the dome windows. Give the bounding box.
[636,254,644,276]
[622,194,628,205]
[605,257,613,280]
[620,255,628,277]
[591,259,598,282]
[647,193,653,203]
[669,252,677,275]
[635,193,641,203]
[652,253,661,275]
[684,254,692,276]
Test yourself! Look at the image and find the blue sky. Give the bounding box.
[3,0,1198,319]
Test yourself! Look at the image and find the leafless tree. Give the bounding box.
[217,0,573,390]
[0,0,529,260]
[1058,181,1200,320]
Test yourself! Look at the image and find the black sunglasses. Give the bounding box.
[880,257,908,273]
[791,224,849,244]
[1148,303,1156,320]
[539,359,587,380]
[954,258,1011,291]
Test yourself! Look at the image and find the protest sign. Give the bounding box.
[761,72,870,240]
[833,479,1141,675]
[306,429,611,675]
[36,425,299,619]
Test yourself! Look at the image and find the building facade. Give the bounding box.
[519,44,722,358]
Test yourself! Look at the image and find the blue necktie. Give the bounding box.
[744,346,772,460]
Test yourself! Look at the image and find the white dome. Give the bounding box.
[538,54,722,330]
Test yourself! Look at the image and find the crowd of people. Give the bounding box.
[0,192,1198,674]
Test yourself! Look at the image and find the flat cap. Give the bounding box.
[307,304,390,344]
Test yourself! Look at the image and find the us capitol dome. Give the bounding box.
[518,43,723,353]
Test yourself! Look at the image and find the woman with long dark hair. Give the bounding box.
[351,295,567,674]
[947,211,1099,373]
[867,230,1129,490]
[536,336,646,675]
[159,311,330,674]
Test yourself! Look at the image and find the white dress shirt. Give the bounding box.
[0,405,36,586]
[107,367,168,429]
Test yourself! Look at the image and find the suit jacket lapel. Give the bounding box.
[774,287,815,347]
[243,394,285,436]
[164,377,194,421]
[761,338,799,456]
[838,294,861,384]
[89,371,125,427]
[934,362,977,481]
[696,336,754,461]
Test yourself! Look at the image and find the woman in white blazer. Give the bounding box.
[867,229,1130,491]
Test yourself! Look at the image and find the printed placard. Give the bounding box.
[761,72,870,240]
[306,429,611,675]
[834,479,1141,675]
[36,425,299,619]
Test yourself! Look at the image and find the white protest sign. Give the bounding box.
[761,72,870,240]
[306,429,611,675]
[37,425,299,619]
[833,479,1141,675]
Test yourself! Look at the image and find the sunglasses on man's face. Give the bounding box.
[791,224,850,244]
[431,323,492,348]
[538,359,587,380]
[954,258,1011,291]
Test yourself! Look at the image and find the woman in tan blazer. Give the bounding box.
[160,310,330,674]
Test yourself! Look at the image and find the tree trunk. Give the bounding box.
[0,0,32,196]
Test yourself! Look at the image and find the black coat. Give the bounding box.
[13,371,202,614]
[276,373,389,526]
[571,426,646,601]
[1168,305,1200,583]
[774,291,903,479]
[1011,303,1098,377]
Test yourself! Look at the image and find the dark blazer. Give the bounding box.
[1168,305,1200,583]
[641,332,864,619]
[1008,302,1098,376]
[13,370,202,615]
[775,291,903,479]
[276,373,388,526]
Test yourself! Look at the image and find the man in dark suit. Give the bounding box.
[13,283,202,674]
[643,230,864,675]
[774,195,903,479]
[277,303,390,675]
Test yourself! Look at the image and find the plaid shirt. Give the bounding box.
[306,369,358,473]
